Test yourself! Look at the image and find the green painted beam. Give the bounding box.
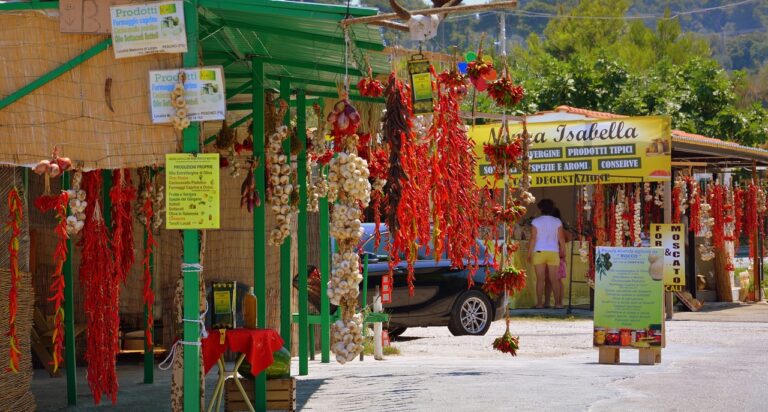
[203,113,253,145]
[279,77,292,352]
[228,98,321,111]
[251,56,268,412]
[217,20,384,51]
[144,170,156,384]
[62,172,77,406]
[199,0,377,19]
[296,89,309,375]
[307,90,385,104]
[0,1,58,10]
[181,1,202,411]
[318,166,331,364]
[227,80,253,99]
[0,38,111,111]
[208,55,368,77]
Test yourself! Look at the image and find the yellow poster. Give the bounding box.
[471,116,671,187]
[650,224,686,292]
[165,153,220,229]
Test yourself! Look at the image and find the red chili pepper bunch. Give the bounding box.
[483,139,523,178]
[429,74,482,287]
[671,183,681,224]
[234,137,253,154]
[710,183,726,251]
[487,75,525,109]
[140,183,157,348]
[382,72,410,236]
[733,186,744,249]
[592,182,606,245]
[6,187,23,373]
[466,57,497,92]
[437,69,469,99]
[110,169,136,284]
[327,99,361,137]
[492,202,527,226]
[746,183,759,258]
[492,329,520,356]
[357,77,384,98]
[358,133,389,250]
[482,266,526,298]
[34,191,69,374]
[686,177,701,234]
[78,171,120,404]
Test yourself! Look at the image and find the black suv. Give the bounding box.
[356,223,505,337]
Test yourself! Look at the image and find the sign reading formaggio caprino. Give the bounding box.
[472,116,671,187]
[149,67,226,123]
[110,1,187,58]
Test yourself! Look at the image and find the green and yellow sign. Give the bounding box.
[407,56,433,114]
[650,224,686,292]
[593,247,664,348]
[165,153,220,229]
[471,116,671,187]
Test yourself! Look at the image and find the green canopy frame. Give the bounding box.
[1,0,388,410]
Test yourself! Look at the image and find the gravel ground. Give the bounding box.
[30,303,768,411]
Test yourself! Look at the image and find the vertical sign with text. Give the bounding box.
[650,224,686,292]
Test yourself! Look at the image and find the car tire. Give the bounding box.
[387,327,407,339]
[448,291,493,336]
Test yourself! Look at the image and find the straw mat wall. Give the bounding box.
[0,167,35,411]
[0,12,180,169]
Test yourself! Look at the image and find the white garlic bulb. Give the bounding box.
[66,171,86,235]
[267,126,294,246]
[330,315,364,364]
[328,153,371,205]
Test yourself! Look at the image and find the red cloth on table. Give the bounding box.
[201,328,284,376]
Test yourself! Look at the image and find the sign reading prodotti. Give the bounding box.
[593,247,664,349]
[471,116,671,187]
[149,67,226,123]
[110,0,187,58]
[650,224,686,292]
[165,153,220,230]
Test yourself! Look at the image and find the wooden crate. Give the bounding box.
[225,377,296,412]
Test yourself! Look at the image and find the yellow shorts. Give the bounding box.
[532,251,559,266]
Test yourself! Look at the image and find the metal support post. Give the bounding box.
[62,172,77,405]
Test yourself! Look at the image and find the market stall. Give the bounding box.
[471,105,768,310]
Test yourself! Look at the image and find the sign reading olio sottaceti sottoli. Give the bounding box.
[149,67,226,123]
[110,1,187,58]
[472,116,672,187]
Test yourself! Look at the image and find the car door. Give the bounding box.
[360,231,410,311]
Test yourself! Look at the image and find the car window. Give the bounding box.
[361,231,391,256]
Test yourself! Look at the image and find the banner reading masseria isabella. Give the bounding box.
[471,116,671,188]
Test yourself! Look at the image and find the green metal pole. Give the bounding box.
[318,169,331,363]
[296,90,309,375]
[182,1,201,411]
[143,169,155,384]
[362,253,369,311]
[251,56,268,412]
[279,77,292,351]
[62,172,77,406]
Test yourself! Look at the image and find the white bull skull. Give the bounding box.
[389,0,461,42]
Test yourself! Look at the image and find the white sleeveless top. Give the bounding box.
[531,215,562,252]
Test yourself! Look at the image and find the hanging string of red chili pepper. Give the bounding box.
[593,181,606,245]
[141,185,157,347]
[687,177,701,234]
[382,73,409,237]
[429,67,482,286]
[671,182,681,224]
[6,187,23,373]
[733,185,744,250]
[110,169,136,284]
[34,191,69,374]
[746,183,759,258]
[710,183,726,251]
[357,133,389,250]
[78,171,119,405]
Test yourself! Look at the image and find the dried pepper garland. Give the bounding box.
[687,177,701,234]
[110,169,136,284]
[34,191,69,373]
[430,70,482,284]
[78,171,119,405]
[492,329,520,356]
[746,183,759,258]
[140,175,157,348]
[6,187,22,372]
[487,66,524,109]
[733,185,744,249]
[357,68,384,98]
[382,72,409,236]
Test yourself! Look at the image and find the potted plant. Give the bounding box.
[746,278,756,302]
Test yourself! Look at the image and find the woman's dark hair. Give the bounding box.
[537,198,555,216]
[552,208,561,219]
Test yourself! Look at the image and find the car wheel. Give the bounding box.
[448,291,493,336]
[387,327,407,339]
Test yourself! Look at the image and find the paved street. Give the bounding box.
[31,303,767,411]
[296,303,768,412]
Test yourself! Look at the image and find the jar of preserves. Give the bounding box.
[620,329,632,346]
[606,329,620,346]
[594,328,606,345]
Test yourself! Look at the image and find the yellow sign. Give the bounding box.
[165,153,220,229]
[471,116,671,187]
[650,224,686,292]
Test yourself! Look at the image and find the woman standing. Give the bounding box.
[527,199,566,309]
